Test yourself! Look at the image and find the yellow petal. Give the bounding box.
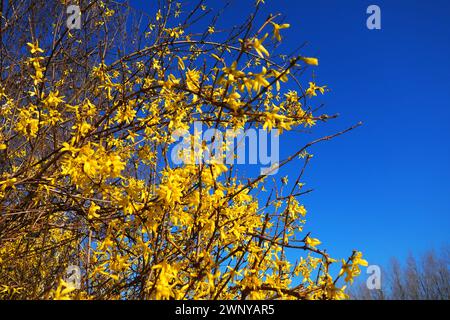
[301,57,319,66]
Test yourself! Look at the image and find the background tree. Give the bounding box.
[350,246,449,300]
[0,0,364,299]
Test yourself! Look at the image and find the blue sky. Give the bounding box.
[263,0,450,269]
[129,0,450,271]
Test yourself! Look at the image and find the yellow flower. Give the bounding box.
[301,56,319,66]
[43,90,65,107]
[271,69,289,91]
[252,34,269,58]
[88,202,101,220]
[156,9,162,21]
[75,122,92,136]
[271,22,290,41]
[0,177,17,191]
[151,261,179,299]
[353,251,368,267]
[27,41,44,54]
[305,236,321,248]
[306,82,326,97]
[16,109,39,138]
[82,158,99,177]
[61,141,79,157]
[252,67,271,92]
[177,56,185,70]
[52,279,76,300]
[262,112,276,132]
[105,8,115,17]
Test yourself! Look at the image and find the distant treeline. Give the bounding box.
[350,246,449,300]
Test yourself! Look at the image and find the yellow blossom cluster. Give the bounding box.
[0,0,365,300]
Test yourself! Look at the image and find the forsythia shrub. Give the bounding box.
[0,0,366,299]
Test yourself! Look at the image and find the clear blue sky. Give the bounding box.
[129,0,450,270]
[263,0,450,268]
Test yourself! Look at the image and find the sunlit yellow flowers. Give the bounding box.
[306,82,327,97]
[51,279,76,300]
[305,236,321,248]
[301,56,319,66]
[88,202,101,220]
[271,22,290,41]
[0,1,363,301]
[251,33,270,58]
[26,41,44,54]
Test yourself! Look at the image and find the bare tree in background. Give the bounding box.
[350,246,450,300]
